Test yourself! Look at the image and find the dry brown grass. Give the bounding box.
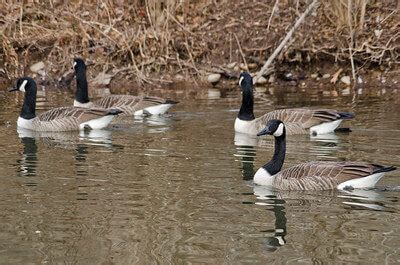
[0,0,398,86]
[325,0,368,30]
[0,0,214,84]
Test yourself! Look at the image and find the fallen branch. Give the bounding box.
[255,0,319,82]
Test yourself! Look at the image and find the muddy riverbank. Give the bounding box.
[1,1,399,90]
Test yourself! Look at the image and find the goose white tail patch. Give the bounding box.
[19,80,28,92]
[79,115,114,130]
[310,120,342,135]
[337,173,385,190]
[134,104,173,116]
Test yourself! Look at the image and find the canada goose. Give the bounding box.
[73,58,178,116]
[10,77,122,131]
[236,73,354,135]
[254,119,396,190]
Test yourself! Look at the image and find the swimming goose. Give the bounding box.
[235,73,354,135]
[73,58,178,116]
[10,77,122,131]
[254,119,396,190]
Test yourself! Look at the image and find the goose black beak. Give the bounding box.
[8,87,18,92]
[257,127,272,136]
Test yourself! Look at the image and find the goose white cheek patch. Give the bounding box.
[73,61,77,68]
[273,123,284,137]
[19,80,28,92]
[239,76,244,86]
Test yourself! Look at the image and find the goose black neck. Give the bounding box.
[238,88,255,120]
[75,68,90,104]
[20,83,37,120]
[262,131,286,175]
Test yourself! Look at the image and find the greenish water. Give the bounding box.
[0,84,399,264]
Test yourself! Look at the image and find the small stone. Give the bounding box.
[37,69,46,76]
[357,76,363,84]
[340,76,351,85]
[233,65,240,72]
[268,75,275,83]
[239,63,247,71]
[207,88,221,99]
[174,74,184,81]
[255,76,267,85]
[207,73,221,84]
[226,62,236,69]
[254,86,267,93]
[282,72,294,81]
[374,29,382,38]
[247,63,257,70]
[322,74,330,79]
[30,61,45,73]
[342,87,350,95]
[310,73,318,79]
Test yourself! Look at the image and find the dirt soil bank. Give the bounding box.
[1,1,399,90]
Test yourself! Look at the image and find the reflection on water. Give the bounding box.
[0,84,399,263]
[253,185,287,250]
[18,136,38,178]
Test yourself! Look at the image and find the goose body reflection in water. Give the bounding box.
[18,136,38,178]
[251,184,395,253]
[252,185,287,250]
[17,128,115,149]
[17,128,121,180]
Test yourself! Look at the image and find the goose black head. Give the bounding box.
[73,58,86,72]
[257,119,285,137]
[239,72,253,91]
[10,77,36,93]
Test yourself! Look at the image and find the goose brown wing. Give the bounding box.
[273,161,376,190]
[94,95,167,115]
[37,107,110,122]
[34,107,112,131]
[94,95,141,110]
[256,108,345,134]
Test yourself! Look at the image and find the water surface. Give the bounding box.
[0,83,399,264]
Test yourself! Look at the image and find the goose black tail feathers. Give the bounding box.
[107,109,123,115]
[338,112,355,120]
[165,99,179,105]
[372,165,397,174]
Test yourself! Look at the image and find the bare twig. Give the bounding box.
[267,0,279,31]
[255,0,319,82]
[233,33,248,71]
